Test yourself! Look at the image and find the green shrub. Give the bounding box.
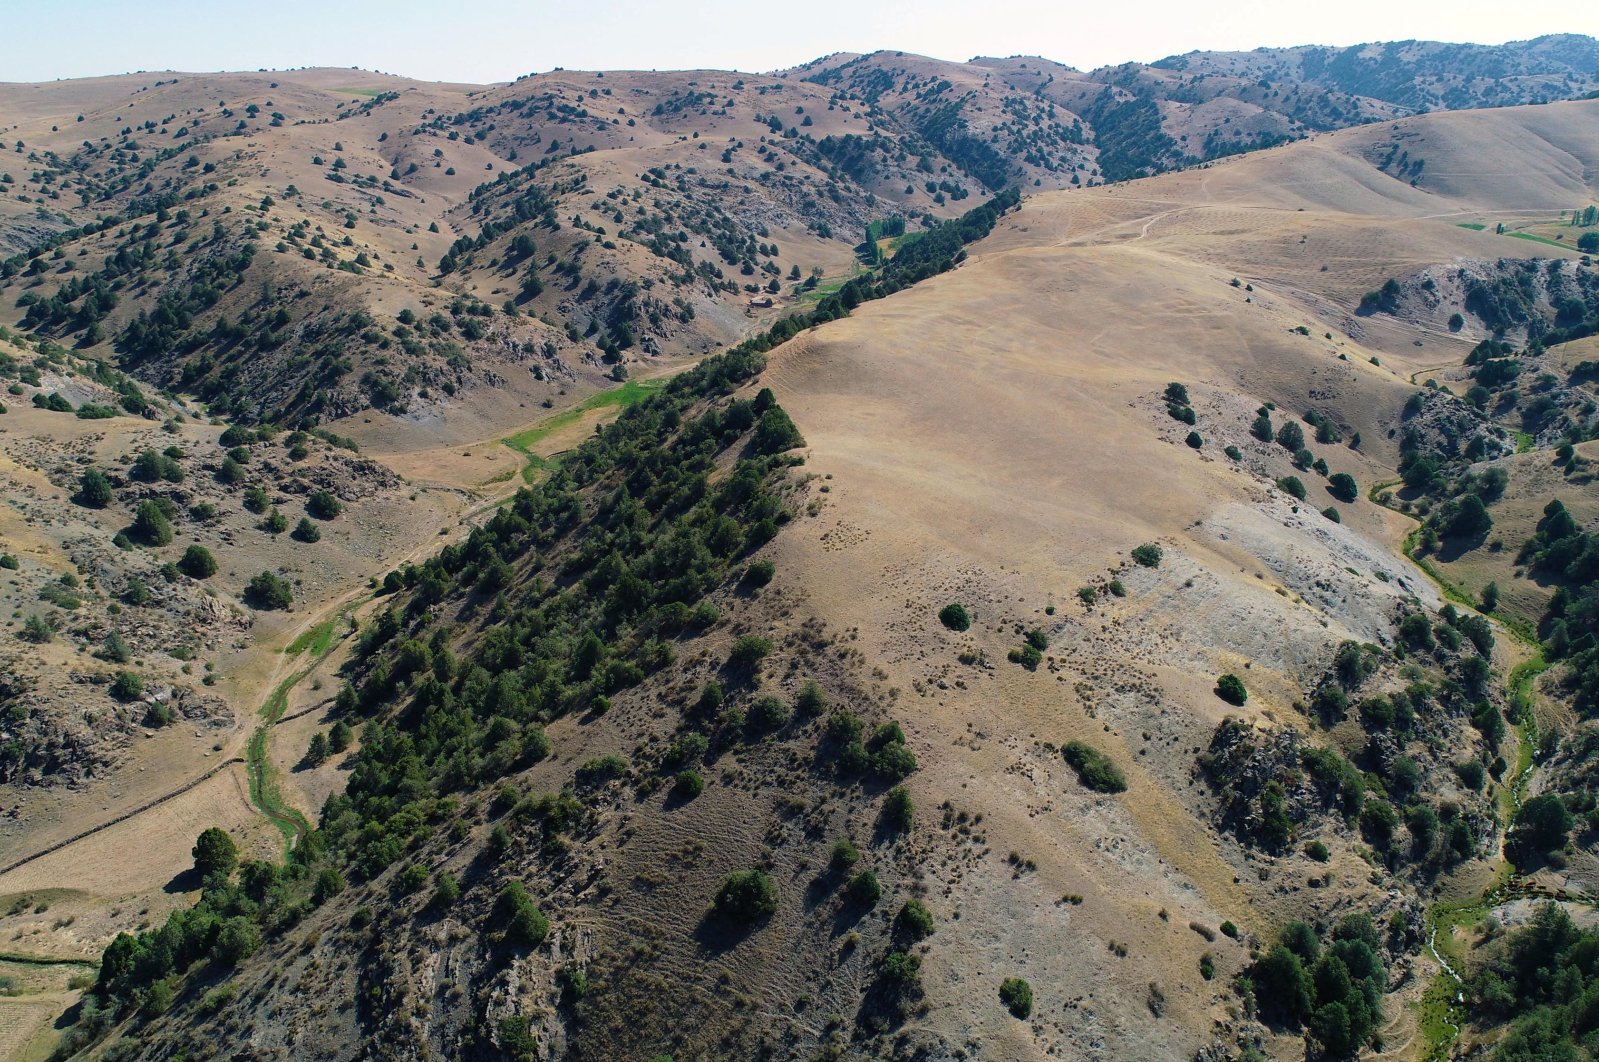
[1131,543,1163,568]
[742,559,775,587]
[132,500,173,546]
[712,869,777,923]
[895,899,935,941]
[830,839,860,873]
[1008,644,1043,669]
[98,629,131,663]
[1186,431,1203,449]
[999,977,1034,1018]
[245,571,293,610]
[292,518,321,543]
[938,602,971,631]
[847,870,881,906]
[752,407,805,454]
[883,786,914,832]
[1277,475,1307,500]
[1304,840,1331,862]
[312,867,345,904]
[110,671,145,702]
[575,754,627,787]
[673,769,704,799]
[881,950,921,985]
[1215,674,1248,705]
[216,457,246,485]
[746,694,790,734]
[496,882,550,948]
[78,468,112,508]
[794,680,827,716]
[179,544,217,578]
[1061,740,1127,793]
[1328,473,1358,503]
[1224,444,1243,461]
[728,634,772,671]
[306,490,342,520]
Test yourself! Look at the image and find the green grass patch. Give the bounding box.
[502,378,667,482]
[1505,231,1575,251]
[1456,222,1487,231]
[797,272,859,304]
[284,619,338,658]
[1515,432,1536,454]
[248,606,357,850]
[336,87,382,99]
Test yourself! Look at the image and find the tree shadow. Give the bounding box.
[693,911,764,955]
[163,866,202,894]
[1434,531,1489,563]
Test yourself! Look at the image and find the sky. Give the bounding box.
[6,0,1596,83]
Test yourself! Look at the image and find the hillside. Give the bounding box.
[0,43,1598,1062]
[0,36,1595,438]
[2,92,1590,1061]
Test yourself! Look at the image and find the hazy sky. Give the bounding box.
[7,0,1596,83]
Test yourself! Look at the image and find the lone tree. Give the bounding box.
[179,544,217,578]
[192,827,238,881]
[132,500,173,546]
[1327,473,1358,504]
[712,869,777,924]
[78,467,112,508]
[1131,543,1163,568]
[938,603,971,631]
[999,977,1034,1018]
[306,490,343,520]
[246,570,294,610]
[1215,674,1248,706]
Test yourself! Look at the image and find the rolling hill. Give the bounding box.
[1,45,1599,1062]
